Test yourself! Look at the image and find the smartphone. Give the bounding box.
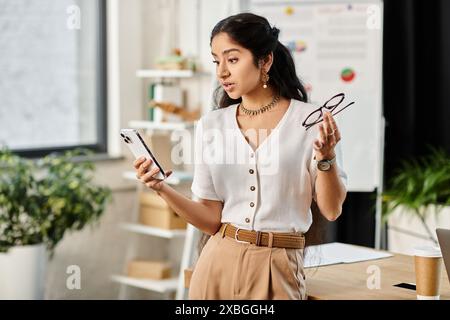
[120,129,166,180]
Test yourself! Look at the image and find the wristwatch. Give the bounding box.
[316,156,336,172]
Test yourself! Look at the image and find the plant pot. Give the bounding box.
[387,205,450,255]
[0,243,47,299]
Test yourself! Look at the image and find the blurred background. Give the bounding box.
[0,0,449,300]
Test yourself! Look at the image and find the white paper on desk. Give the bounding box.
[304,242,393,268]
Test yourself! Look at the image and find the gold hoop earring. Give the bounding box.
[262,70,269,89]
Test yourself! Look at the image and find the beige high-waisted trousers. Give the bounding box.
[188,228,307,300]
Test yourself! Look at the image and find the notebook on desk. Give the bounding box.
[304,242,393,268]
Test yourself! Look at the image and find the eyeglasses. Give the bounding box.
[302,93,355,130]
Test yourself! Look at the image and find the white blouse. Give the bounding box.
[191,99,347,233]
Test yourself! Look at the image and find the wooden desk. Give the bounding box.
[306,252,450,300]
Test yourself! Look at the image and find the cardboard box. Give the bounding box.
[184,268,194,288]
[139,192,187,230]
[139,206,187,230]
[127,260,172,280]
[140,191,171,208]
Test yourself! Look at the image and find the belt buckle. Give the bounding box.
[234,228,249,244]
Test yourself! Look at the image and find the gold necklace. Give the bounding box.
[239,95,280,116]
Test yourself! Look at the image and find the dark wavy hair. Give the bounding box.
[210,12,308,109]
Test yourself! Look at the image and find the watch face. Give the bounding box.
[318,161,331,171]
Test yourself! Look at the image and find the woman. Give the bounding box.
[133,13,347,300]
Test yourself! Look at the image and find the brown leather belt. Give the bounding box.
[219,223,305,249]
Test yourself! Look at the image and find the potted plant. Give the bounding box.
[382,147,450,250]
[0,148,111,299]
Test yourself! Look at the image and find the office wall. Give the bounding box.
[45,0,240,299]
[45,0,163,299]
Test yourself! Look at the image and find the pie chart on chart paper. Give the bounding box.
[296,40,307,53]
[341,68,356,82]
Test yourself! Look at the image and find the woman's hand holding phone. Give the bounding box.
[134,156,173,192]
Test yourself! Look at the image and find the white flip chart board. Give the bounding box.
[251,0,384,192]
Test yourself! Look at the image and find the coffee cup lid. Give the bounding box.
[414,245,442,258]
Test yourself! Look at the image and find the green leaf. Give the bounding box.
[0,147,112,254]
[382,146,450,240]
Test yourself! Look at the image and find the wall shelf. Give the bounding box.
[111,275,179,293]
[136,69,209,79]
[119,223,187,239]
[128,120,195,131]
[122,170,193,186]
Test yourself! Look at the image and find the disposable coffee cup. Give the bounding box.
[414,246,442,300]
